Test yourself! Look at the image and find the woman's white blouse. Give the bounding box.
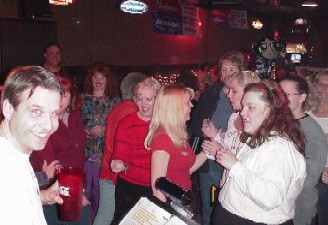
[214,112,241,154]
[219,136,306,224]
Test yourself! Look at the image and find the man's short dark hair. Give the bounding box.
[43,43,62,54]
[1,66,63,117]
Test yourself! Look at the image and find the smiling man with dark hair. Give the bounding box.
[0,66,64,225]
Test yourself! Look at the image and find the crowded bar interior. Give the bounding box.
[0,0,328,225]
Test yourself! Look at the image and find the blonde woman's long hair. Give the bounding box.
[224,71,261,89]
[145,84,194,149]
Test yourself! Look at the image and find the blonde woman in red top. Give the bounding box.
[145,84,211,202]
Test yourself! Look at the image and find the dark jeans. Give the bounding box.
[190,135,223,225]
[212,203,294,225]
[199,160,223,225]
[113,176,152,223]
[317,181,328,225]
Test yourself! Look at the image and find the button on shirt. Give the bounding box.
[219,136,306,224]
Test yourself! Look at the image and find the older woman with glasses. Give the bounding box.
[280,75,327,225]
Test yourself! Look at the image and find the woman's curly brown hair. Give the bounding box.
[83,61,119,99]
[240,79,305,155]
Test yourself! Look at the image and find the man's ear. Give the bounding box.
[299,93,307,103]
[2,99,14,120]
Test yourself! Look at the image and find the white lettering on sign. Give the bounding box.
[59,185,70,197]
[120,0,148,14]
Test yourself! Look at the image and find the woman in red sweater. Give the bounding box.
[110,77,161,221]
[145,84,209,202]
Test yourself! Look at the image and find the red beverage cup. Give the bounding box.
[58,167,83,221]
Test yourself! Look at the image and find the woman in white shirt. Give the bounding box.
[212,80,306,225]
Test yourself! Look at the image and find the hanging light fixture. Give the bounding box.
[301,0,318,7]
[252,19,263,29]
[49,0,75,6]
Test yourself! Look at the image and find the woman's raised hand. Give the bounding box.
[216,149,238,170]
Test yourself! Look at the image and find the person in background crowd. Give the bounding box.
[93,72,146,225]
[212,80,306,225]
[43,43,64,73]
[81,62,121,222]
[175,70,200,113]
[197,63,211,91]
[110,78,161,222]
[189,50,248,225]
[0,66,63,224]
[145,84,213,202]
[30,72,91,225]
[308,71,328,225]
[202,71,260,187]
[209,63,220,83]
[280,75,327,225]
[299,68,308,78]
[308,71,328,142]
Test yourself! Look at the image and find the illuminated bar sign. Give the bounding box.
[120,0,148,14]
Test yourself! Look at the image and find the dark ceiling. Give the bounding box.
[196,0,328,34]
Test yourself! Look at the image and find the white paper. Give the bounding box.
[119,197,187,225]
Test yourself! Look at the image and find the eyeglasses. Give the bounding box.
[284,93,301,97]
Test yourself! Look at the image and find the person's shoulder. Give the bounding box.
[113,100,137,111]
[70,108,82,116]
[151,129,174,151]
[108,101,137,121]
[0,138,21,162]
[80,93,92,104]
[112,96,122,104]
[153,128,169,139]
[230,112,239,120]
[0,137,12,148]
[300,115,326,140]
[118,111,139,124]
[260,137,305,168]
[265,136,300,154]
[68,109,84,127]
[0,137,11,155]
[205,82,222,93]
[196,82,221,106]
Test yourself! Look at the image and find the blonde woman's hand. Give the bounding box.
[110,160,126,173]
[201,140,223,156]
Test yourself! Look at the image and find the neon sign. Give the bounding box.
[120,0,148,14]
[49,0,74,6]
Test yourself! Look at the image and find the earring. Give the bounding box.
[65,105,71,113]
